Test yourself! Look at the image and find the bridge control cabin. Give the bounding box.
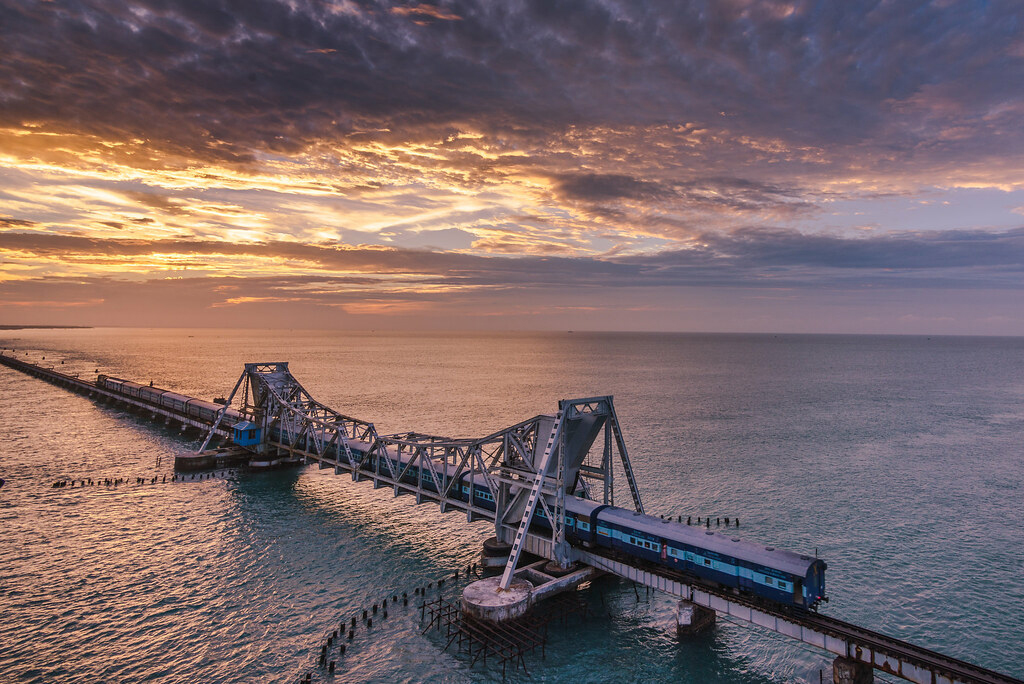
[232,420,261,448]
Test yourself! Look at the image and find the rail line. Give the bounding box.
[583,548,1023,684]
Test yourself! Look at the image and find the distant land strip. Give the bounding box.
[0,325,93,330]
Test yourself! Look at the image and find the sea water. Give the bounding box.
[1,329,1022,683]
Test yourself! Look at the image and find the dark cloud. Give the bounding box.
[4,226,1023,290]
[0,217,36,228]
[1,0,1021,168]
[551,173,815,228]
[696,226,1024,271]
[555,173,668,201]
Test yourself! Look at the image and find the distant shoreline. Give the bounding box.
[0,325,93,330]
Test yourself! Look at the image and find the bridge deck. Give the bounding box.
[0,353,236,438]
[572,550,1022,684]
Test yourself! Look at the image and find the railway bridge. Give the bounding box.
[2,353,1021,684]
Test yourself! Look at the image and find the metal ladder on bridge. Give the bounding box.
[332,421,357,474]
[498,410,564,590]
[608,403,644,515]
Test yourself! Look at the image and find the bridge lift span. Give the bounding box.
[198,362,645,573]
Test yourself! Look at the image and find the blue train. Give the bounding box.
[94,373,827,610]
[376,451,828,611]
[568,498,826,609]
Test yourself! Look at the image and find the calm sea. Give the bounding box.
[1,329,1022,683]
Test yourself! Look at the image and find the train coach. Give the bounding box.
[368,447,827,611]
[577,502,827,609]
[157,391,191,413]
[95,375,243,426]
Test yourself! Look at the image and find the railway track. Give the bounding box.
[592,548,1023,684]
[797,610,1022,684]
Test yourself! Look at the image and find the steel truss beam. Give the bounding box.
[196,363,645,574]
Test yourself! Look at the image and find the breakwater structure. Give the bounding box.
[1,352,1021,684]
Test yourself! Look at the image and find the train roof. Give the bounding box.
[598,505,822,577]
[564,496,608,516]
[187,398,244,420]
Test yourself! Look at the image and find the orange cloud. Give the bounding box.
[389,4,461,21]
[0,298,104,308]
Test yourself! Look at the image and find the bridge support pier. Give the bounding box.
[462,561,598,623]
[462,576,533,622]
[676,599,716,636]
[833,656,873,684]
[480,536,512,571]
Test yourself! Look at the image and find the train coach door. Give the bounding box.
[660,541,667,562]
[793,580,804,606]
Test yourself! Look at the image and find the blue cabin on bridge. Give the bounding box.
[233,421,261,447]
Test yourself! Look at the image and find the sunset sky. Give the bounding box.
[2,1,1023,333]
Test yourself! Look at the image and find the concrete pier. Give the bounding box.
[833,656,874,684]
[480,536,512,570]
[676,599,716,636]
[462,576,533,622]
[461,560,599,623]
[173,446,250,471]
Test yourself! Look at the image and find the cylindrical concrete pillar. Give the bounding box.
[479,536,512,570]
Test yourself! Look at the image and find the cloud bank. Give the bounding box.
[1,1,1023,332]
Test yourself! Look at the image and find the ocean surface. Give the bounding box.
[1,329,1022,684]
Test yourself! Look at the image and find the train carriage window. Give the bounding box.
[704,559,712,566]
[765,577,773,585]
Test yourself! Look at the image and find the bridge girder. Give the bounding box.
[196,362,645,573]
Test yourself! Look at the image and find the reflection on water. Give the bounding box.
[1,329,1023,682]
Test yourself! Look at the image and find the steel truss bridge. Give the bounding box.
[198,362,645,575]
[2,353,1020,684]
